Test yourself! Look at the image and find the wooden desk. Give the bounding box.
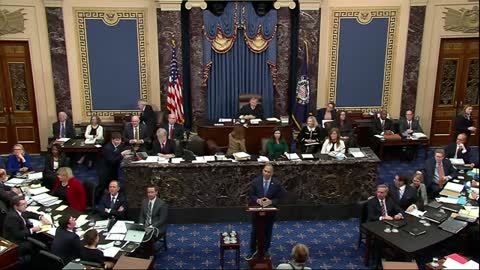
[0,238,18,270]
[372,137,429,160]
[219,233,240,270]
[113,255,153,270]
[196,122,293,154]
[49,139,102,154]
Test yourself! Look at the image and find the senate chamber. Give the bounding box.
[0,0,479,269]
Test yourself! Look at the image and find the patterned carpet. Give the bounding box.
[2,146,477,269]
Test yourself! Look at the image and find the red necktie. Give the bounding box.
[438,161,445,188]
[169,126,173,139]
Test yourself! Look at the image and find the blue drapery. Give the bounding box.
[203,2,277,120]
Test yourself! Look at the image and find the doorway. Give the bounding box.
[430,38,479,146]
[0,41,40,153]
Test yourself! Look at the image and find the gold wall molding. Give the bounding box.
[43,0,63,7]
[443,6,479,33]
[185,0,207,10]
[0,9,27,36]
[327,7,399,112]
[155,0,182,11]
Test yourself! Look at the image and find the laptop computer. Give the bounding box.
[423,209,448,224]
[124,223,146,243]
[383,219,407,228]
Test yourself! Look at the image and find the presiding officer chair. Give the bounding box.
[238,93,262,110]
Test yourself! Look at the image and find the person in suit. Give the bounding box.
[297,116,325,154]
[51,167,87,212]
[445,133,474,167]
[96,132,130,201]
[43,144,70,189]
[333,111,355,147]
[138,100,157,136]
[226,125,247,156]
[316,101,337,129]
[7,144,33,175]
[417,149,458,197]
[276,244,311,270]
[0,169,21,205]
[399,110,423,136]
[162,114,185,141]
[411,172,428,205]
[51,215,81,264]
[96,180,127,220]
[320,128,346,155]
[367,184,404,222]
[3,196,51,256]
[238,96,264,120]
[454,105,476,138]
[122,115,151,151]
[246,164,284,260]
[266,128,289,160]
[52,111,76,139]
[150,128,177,158]
[80,229,114,269]
[138,185,168,239]
[387,175,417,210]
[78,115,104,168]
[372,110,394,135]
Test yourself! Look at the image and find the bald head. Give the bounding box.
[456,133,467,145]
[131,116,140,127]
[168,114,177,125]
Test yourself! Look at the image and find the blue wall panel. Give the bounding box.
[336,18,388,107]
[86,19,140,110]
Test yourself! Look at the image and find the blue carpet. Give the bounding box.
[3,146,477,269]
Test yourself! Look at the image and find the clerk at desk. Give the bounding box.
[238,96,264,120]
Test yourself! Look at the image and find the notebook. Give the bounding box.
[423,209,448,224]
[402,225,427,236]
[383,219,407,228]
[438,217,468,234]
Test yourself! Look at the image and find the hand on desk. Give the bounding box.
[383,215,393,221]
[40,216,52,225]
[31,226,42,233]
[118,206,124,212]
[394,214,404,220]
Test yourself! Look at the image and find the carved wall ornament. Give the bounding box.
[443,6,479,33]
[0,9,27,36]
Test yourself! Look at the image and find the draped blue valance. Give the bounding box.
[203,1,277,121]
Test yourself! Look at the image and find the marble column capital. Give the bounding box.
[274,0,297,10]
[185,0,207,10]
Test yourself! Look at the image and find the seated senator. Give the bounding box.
[226,125,247,156]
[399,110,423,136]
[52,215,82,264]
[320,128,345,155]
[138,185,168,239]
[367,184,404,222]
[332,111,354,145]
[316,101,337,129]
[150,128,177,158]
[388,175,417,210]
[445,133,475,167]
[43,143,70,190]
[417,149,458,198]
[411,172,428,205]
[0,169,21,206]
[7,144,32,175]
[122,115,151,151]
[238,96,264,120]
[266,128,289,160]
[78,115,104,168]
[51,167,87,212]
[372,110,394,135]
[162,113,185,141]
[81,229,114,269]
[297,116,324,154]
[52,111,76,139]
[96,180,127,220]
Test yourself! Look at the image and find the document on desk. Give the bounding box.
[257,156,270,162]
[443,258,467,269]
[444,182,464,193]
[102,247,121,258]
[5,178,25,186]
[105,233,125,241]
[98,242,115,250]
[204,156,216,162]
[75,215,89,227]
[26,206,41,213]
[27,172,43,180]
[110,220,128,234]
[95,220,110,229]
[285,153,300,160]
[301,154,314,159]
[29,187,50,196]
[55,205,68,211]
[449,158,465,166]
[171,157,184,164]
[437,197,459,204]
[84,138,96,144]
[349,148,365,158]
[374,135,384,139]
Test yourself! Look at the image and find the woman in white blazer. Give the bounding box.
[78,116,104,167]
[320,128,345,155]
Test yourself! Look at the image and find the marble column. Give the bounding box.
[189,9,206,125]
[45,7,73,117]
[401,6,426,115]
[275,8,292,116]
[157,9,183,111]
[298,9,321,113]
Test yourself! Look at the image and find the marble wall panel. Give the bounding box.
[275,8,292,117]
[189,9,206,125]
[401,6,426,115]
[298,9,320,113]
[157,9,183,111]
[45,7,72,117]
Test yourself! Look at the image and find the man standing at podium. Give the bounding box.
[246,164,284,260]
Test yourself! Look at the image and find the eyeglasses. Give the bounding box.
[13,148,22,151]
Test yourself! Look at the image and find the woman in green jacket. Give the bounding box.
[266,128,289,160]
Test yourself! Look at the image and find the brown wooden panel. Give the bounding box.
[15,126,35,143]
[0,127,8,143]
[432,120,452,136]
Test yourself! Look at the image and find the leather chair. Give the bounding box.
[83,180,97,214]
[260,138,270,156]
[357,196,374,248]
[186,135,206,156]
[35,250,64,270]
[238,93,262,110]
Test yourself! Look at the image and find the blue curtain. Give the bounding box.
[203,2,277,121]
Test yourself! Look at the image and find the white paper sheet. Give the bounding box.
[102,247,121,258]
[109,220,127,234]
[443,258,467,269]
[27,172,43,180]
[105,233,125,241]
[285,153,300,160]
[257,156,270,162]
[437,197,459,204]
[301,154,314,159]
[55,205,68,211]
[56,138,70,142]
[463,260,479,269]
[29,187,50,196]
[444,182,464,193]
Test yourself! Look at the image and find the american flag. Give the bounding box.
[166,46,185,123]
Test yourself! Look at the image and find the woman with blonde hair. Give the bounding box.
[297,116,325,154]
[7,144,32,175]
[51,167,87,212]
[226,125,247,155]
[410,172,427,204]
[277,243,311,269]
[454,104,476,138]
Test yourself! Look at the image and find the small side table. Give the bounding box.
[219,233,240,270]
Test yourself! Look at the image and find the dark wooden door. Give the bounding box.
[0,41,40,153]
[430,38,479,146]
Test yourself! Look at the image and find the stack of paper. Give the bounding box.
[75,215,90,227]
[449,158,465,166]
[5,178,25,187]
[32,193,61,206]
[266,117,280,122]
[192,156,208,163]
[84,138,96,144]
[257,156,269,162]
[171,157,184,164]
[102,247,121,258]
[27,172,43,180]
[109,220,128,234]
[301,154,314,159]
[440,182,464,197]
[56,138,70,142]
[349,148,365,158]
[250,119,262,125]
[285,153,301,161]
[29,187,50,196]
[95,220,110,230]
[412,132,428,139]
[218,118,232,123]
[233,152,250,161]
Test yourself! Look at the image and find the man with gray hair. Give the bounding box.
[53,111,76,139]
[417,149,458,197]
[122,115,151,151]
[367,184,404,222]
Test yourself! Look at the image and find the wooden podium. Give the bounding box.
[246,206,278,270]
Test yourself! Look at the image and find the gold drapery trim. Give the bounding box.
[202,61,213,87]
[211,30,236,53]
[267,61,277,88]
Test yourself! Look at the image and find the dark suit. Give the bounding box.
[421,158,458,196]
[316,108,337,122]
[367,197,403,222]
[162,123,185,141]
[455,114,474,137]
[43,154,70,189]
[2,209,40,255]
[445,143,471,164]
[398,118,423,135]
[140,105,157,136]
[297,126,325,153]
[96,143,126,201]
[95,192,128,220]
[387,184,417,210]
[122,123,151,148]
[51,228,82,264]
[248,175,284,253]
[138,197,168,237]
[52,120,76,139]
[238,104,264,119]
[0,182,16,206]
[150,139,177,156]
[372,118,394,135]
